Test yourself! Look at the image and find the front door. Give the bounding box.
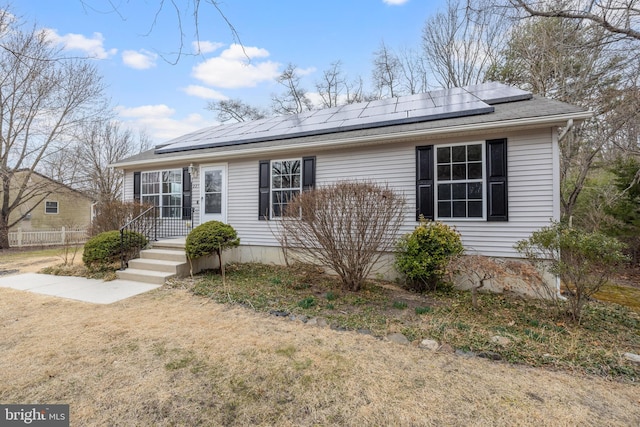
[200,165,226,223]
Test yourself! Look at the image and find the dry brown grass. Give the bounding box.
[1,285,638,426]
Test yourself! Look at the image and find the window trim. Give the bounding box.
[269,158,302,219]
[44,200,59,215]
[140,169,183,219]
[434,141,486,221]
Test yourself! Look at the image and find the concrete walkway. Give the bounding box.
[0,273,161,304]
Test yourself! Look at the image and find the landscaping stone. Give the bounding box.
[307,317,327,327]
[623,352,640,365]
[357,329,372,335]
[455,349,477,358]
[289,314,308,323]
[387,333,410,345]
[330,324,347,332]
[491,335,512,346]
[419,339,439,351]
[269,310,289,317]
[477,351,502,361]
[437,343,455,353]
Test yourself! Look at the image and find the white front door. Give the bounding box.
[200,165,226,223]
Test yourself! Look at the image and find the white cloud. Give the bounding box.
[192,43,281,89]
[115,104,219,141]
[383,0,409,5]
[192,40,224,54]
[122,49,158,70]
[43,29,117,59]
[182,85,228,100]
[297,66,317,77]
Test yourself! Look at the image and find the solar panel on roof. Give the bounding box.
[155,82,532,154]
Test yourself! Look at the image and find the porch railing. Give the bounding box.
[119,206,194,269]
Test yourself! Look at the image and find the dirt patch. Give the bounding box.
[0,285,638,426]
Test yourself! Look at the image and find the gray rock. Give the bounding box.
[419,339,440,351]
[387,333,410,345]
[438,343,455,353]
[477,351,502,361]
[307,317,327,327]
[330,324,347,332]
[491,336,512,346]
[289,314,308,323]
[269,310,289,317]
[623,352,640,365]
[357,329,372,335]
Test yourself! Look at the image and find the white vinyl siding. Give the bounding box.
[123,128,558,259]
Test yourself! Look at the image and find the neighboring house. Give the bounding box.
[112,82,591,285]
[7,170,93,231]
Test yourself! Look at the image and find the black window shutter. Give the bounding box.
[302,156,316,191]
[486,138,508,221]
[133,172,141,203]
[416,145,434,220]
[258,160,270,220]
[182,167,192,220]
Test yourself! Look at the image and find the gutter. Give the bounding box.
[554,118,575,301]
[111,110,593,169]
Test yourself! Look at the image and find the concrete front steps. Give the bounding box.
[116,238,189,285]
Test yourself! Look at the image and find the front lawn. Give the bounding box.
[182,263,640,381]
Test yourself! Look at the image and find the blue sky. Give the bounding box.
[15,0,446,143]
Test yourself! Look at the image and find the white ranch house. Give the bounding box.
[112,82,591,288]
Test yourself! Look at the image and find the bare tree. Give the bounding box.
[487,14,634,217]
[509,0,640,41]
[371,41,402,98]
[315,61,347,108]
[207,98,269,123]
[271,64,314,115]
[397,47,429,95]
[78,0,243,64]
[276,181,405,292]
[422,0,509,88]
[74,121,151,203]
[314,60,370,107]
[0,11,106,249]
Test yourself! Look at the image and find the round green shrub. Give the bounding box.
[185,220,240,262]
[83,230,148,270]
[395,218,464,292]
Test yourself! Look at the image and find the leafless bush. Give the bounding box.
[89,200,154,236]
[277,181,405,291]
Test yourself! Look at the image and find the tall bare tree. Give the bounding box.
[206,98,269,123]
[76,121,151,203]
[509,0,640,41]
[0,10,106,249]
[271,64,314,115]
[371,41,402,98]
[487,14,635,217]
[315,61,368,107]
[422,0,509,88]
[397,47,430,95]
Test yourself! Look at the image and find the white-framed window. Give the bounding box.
[141,170,182,218]
[45,201,59,214]
[436,142,485,219]
[271,159,301,217]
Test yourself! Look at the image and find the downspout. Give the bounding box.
[554,119,573,301]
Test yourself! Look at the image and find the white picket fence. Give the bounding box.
[8,227,89,248]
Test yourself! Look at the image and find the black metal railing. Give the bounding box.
[120,206,194,269]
